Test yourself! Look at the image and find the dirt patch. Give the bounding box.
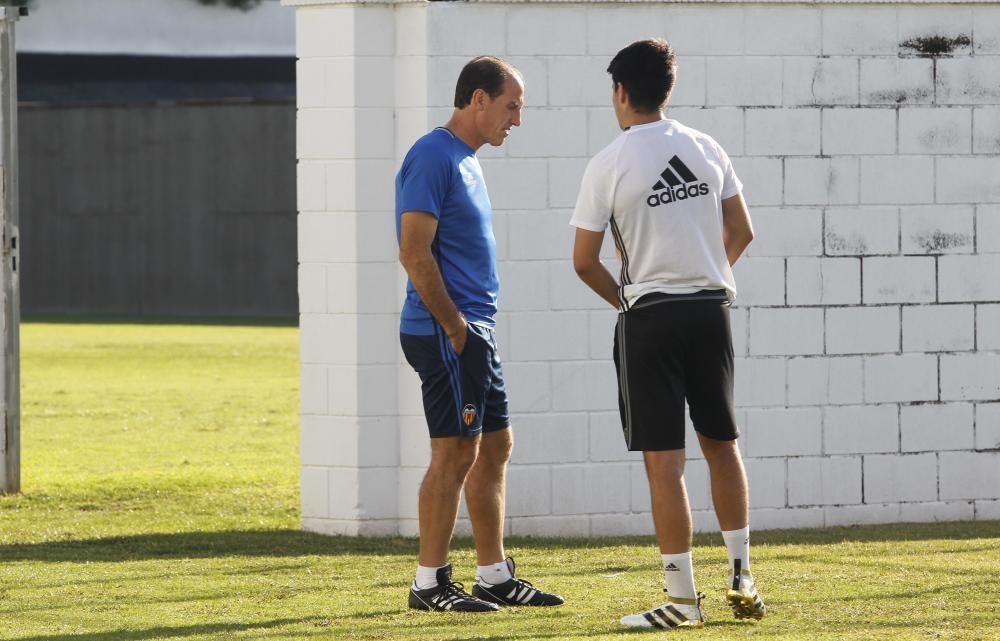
[900,34,972,56]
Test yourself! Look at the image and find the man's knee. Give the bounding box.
[428,436,480,481]
[477,427,513,468]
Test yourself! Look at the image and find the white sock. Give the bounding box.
[476,560,512,586]
[661,552,697,601]
[722,526,751,583]
[414,564,446,590]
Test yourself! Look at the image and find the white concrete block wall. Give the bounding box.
[289,0,1000,536]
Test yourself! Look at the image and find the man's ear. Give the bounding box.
[471,88,488,111]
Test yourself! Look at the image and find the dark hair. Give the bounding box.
[454,56,519,108]
[606,39,677,113]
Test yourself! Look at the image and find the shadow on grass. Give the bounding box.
[21,314,297,328]
[8,618,315,641]
[1,521,998,564]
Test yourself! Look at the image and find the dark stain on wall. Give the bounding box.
[913,231,971,254]
[900,34,972,56]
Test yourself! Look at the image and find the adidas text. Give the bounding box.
[647,182,710,207]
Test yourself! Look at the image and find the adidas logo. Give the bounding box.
[647,156,710,207]
[664,563,680,572]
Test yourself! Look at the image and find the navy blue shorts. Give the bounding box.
[400,323,510,438]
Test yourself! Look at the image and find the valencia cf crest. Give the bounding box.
[462,404,477,426]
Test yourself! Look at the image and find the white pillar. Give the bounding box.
[289,0,404,535]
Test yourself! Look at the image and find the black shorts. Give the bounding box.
[400,323,510,438]
[613,291,739,451]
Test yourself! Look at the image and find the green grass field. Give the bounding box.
[1,322,999,641]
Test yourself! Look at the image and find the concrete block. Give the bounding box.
[785,157,859,206]
[660,6,747,56]
[328,364,399,416]
[976,500,1000,520]
[301,467,330,519]
[691,509,722,533]
[588,107,620,156]
[897,8,973,58]
[398,415,430,469]
[299,212,356,263]
[787,456,862,506]
[824,404,899,454]
[903,304,974,353]
[669,57,707,108]
[749,308,824,356]
[973,107,1000,154]
[900,205,974,255]
[504,361,551,414]
[327,262,398,315]
[506,55,548,108]
[510,414,589,465]
[862,257,936,304]
[936,58,1000,106]
[940,451,1000,499]
[974,8,1000,54]
[302,416,398,469]
[588,309,618,360]
[751,507,825,531]
[665,108,744,155]
[901,403,974,452]
[786,258,861,306]
[745,7,821,55]
[591,513,656,537]
[298,263,327,315]
[746,208,823,258]
[940,353,1000,401]
[783,57,859,106]
[397,467,423,520]
[822,108,896,156]
[826,306,900,355]
[300,364,327,415]
[508,311,590,361]
[976,403,1000,451]
[731,258,785,307]
[899,501,975,524]
[936,157,1000,204]
[860,59,934,105]
[508,7,585,55]
[734,358,786,408]
[683,460,713,511]
[506,108,588,158]
[746,109,821,157]
[585,6,667,56]
[824,207,899,256]
[745,408,822,457]
[330,466,398,520]
[498,261,548,312]
[552,463,631,515]
[730,156,783,207]
[825,503,900,527]
[860,156,934,205]
[510,515,591,537]
[899,108,972,155]
[479,160,548,210]
[297,161,326,212]
[296,5,393,58]
[978,305,1000,351]
[630,462,651,512]
[864,453,939,503]
[549,158,589,209]
[507,210,574,260]
[939,255,1000,302]
[425,3,506,55]
[979,207,1000,253]
[745,458,786,509]
[864,354,938,404]
[551,361,618,411]
[822,6,899,55]
[505,466,552,517]
[788,356,864,407]
[550,261,609,311]
[706,57,783,107]
[730,307,748,357]
[590,411,640,463]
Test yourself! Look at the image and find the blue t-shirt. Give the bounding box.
[395,128,499,336]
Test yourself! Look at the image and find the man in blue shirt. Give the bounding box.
[397,56,564,613]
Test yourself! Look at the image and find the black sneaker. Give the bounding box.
[471,557,565,607]
[408,564,499,612]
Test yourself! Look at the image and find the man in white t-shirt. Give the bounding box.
[570,39,765,629]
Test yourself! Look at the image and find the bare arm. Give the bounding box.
[722,193,754,266]
[573,227,621,310]
[398,211,467,353]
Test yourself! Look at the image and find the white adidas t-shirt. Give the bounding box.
[570,119,743,310]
